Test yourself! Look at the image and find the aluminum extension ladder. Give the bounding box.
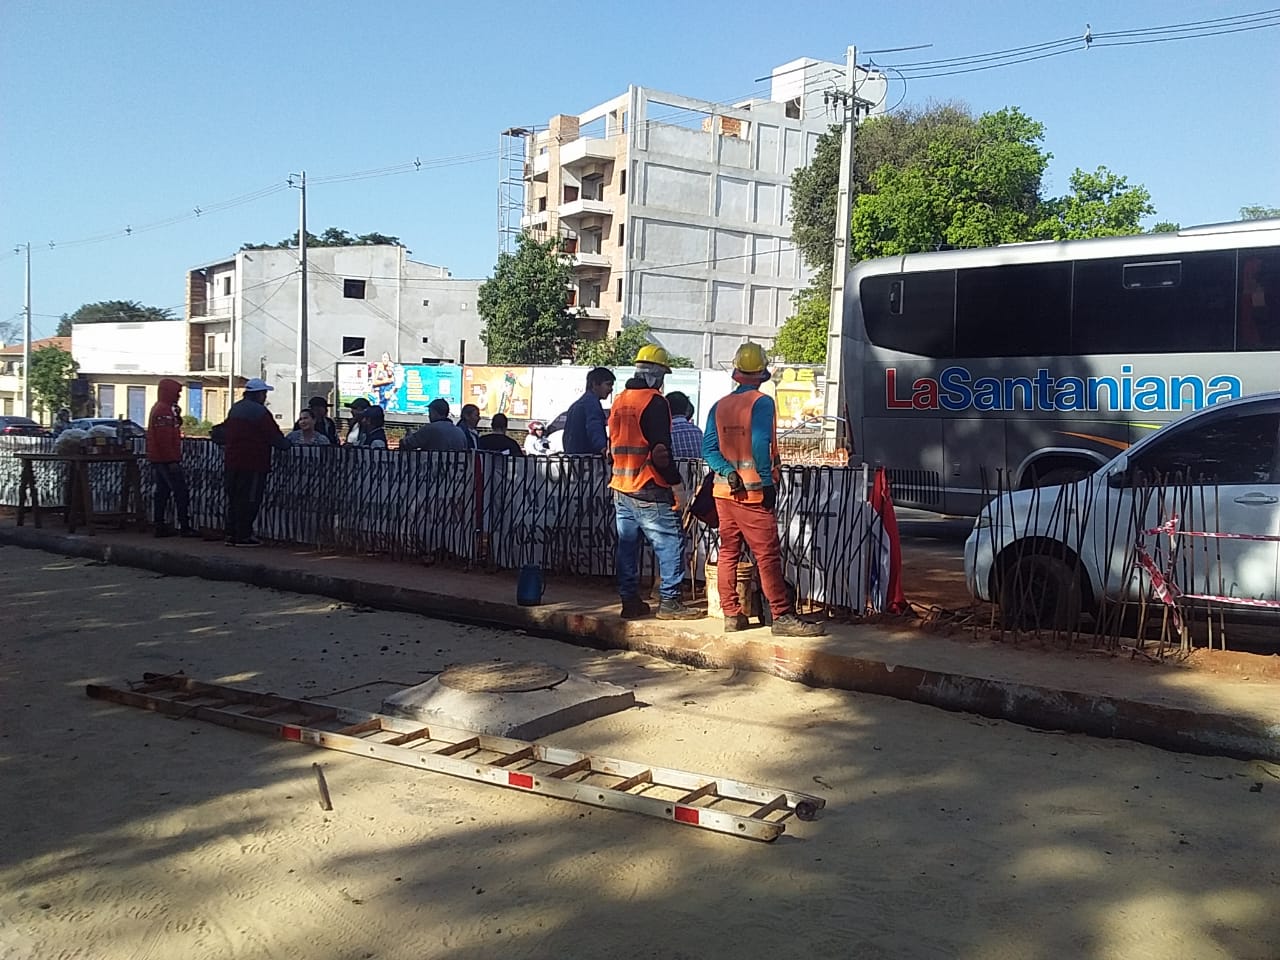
[86,674,825,843]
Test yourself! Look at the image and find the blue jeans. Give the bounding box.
[614,491,685,601]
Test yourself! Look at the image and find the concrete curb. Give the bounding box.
[4,524,1277,763]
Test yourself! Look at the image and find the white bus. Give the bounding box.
[841,218,1280,515]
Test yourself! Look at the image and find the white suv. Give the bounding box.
[965,393,1280,628]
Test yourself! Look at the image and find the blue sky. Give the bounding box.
[2,0,1277,340]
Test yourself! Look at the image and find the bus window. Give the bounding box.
[955,262,1071,358]
[1072,251,1235,355]
[1238,249,1280,350]
[861,270,955,357]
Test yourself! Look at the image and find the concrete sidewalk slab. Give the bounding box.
[3,521,1278,762]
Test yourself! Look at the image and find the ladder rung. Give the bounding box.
[436,737,480,756]
[384,727,431,747]
[548,757,592,780]
[612,770,653,793]
[335,718,383,738]
[749,793,790,820]
[676,782,719,806]
[494,746,536,767]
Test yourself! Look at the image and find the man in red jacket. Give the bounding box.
[211,378,291,547]
[147,378,198,538]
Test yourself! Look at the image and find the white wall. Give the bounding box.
[229,246,483,403]
[72,320,188,375]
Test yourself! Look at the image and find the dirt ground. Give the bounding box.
[2,542,1279,960]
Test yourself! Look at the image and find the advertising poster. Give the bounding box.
[765,364,826,429]
[530,366,591,423]
[462,366,533,420]
[695,369,735,429]
[335,358,462,415]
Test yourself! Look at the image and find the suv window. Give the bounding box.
[1125,410,1280,486]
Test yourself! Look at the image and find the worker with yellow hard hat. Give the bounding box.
[607,343,703,621]
[702,342,825,637]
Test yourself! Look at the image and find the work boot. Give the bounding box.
[724,613,751,632]
[655,598,705,621]
[770,613,826,638]
[620,597,651,620]
[154,524,174,538]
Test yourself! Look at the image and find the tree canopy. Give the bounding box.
[1241,205,1280,220]
[29,344,78,416]
[242,227,405,251]
[479,233,581,364]
[574,320,692,368]
[781,102,1162,362]
[56,300,176,337]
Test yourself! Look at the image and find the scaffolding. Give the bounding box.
[498,127,532,258]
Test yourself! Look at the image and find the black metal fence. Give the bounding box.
[0,437,880,613]
[971,467,1275,654]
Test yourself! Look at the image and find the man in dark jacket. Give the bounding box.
[308,396,340,445]
[147,378,198,538]
[211,378,290,546]
[562,367,614,455]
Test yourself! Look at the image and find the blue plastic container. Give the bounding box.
[516,564,545,606]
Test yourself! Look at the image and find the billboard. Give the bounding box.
[462,366,534,420]
[335,360,462,415]
[765,364,825,429]
[530,366,591,423]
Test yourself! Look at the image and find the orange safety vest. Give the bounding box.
[608,387,670,495]
[711,389,781,504]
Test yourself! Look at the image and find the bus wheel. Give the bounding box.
[996,553,1083,631]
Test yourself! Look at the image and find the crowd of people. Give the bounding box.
[145,344,825,637]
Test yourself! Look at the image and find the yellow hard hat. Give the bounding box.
[733,342,769,374]
[635,343,672,372]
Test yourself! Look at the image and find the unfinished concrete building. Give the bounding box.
[509,58,887,366]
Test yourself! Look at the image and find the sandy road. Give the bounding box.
[1,543,1277,960]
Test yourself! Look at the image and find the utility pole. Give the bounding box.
[20,243,32,418]
[822,46,857,455]
[291,171,309,415]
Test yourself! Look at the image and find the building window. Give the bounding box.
[537,196,547,213]
[343,279,367,299]
[342,336,366,358]
[222,276,232,296]
[619,169,626,195]
[97,385,115,419]
[617,224,625,247]
[616,278,623,302]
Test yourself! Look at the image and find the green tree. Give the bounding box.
[479,233,581,364]
[1150,221,1180,233]
[1035,166,1154,240]
[851,107,1050,260]
[241,227,404,250]
[0,316,19,345]
[28,344,78,417]
[772,290,829,363]
[56,300,176,337]
[1240,205,1280,220]
[574,320,692,368]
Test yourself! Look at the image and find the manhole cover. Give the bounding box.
[439,661,569,694]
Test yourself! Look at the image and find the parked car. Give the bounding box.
[0,415,49,436]
[965,393,1280,628]
[68,418,147,439]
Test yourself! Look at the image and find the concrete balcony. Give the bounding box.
[573,251,611,270]
[577,305,610,322]
[521,210,550,229]
[0,374,23,393]
[558,198,613,222]
[531,152,550,179]
[560,138,615,169]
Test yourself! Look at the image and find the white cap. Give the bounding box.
[244,378,274,392]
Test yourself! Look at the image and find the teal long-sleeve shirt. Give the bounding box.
[702,386,777,487]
